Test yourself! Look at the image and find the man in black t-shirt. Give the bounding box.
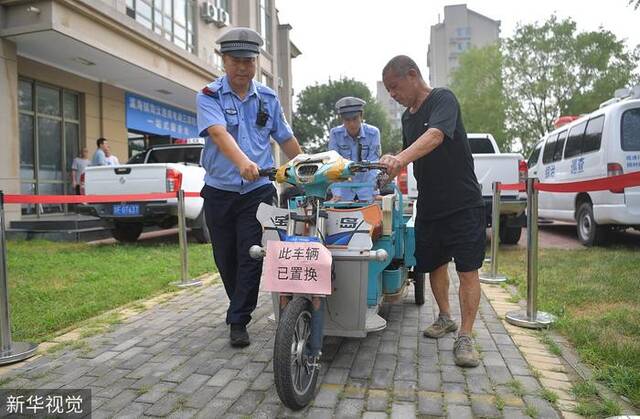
[380,55,485,368]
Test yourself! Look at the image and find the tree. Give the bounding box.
[293,78,401,154]
[503,15,639,154]
[449,44,509,151]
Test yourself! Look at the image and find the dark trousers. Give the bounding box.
[201,184,276,325]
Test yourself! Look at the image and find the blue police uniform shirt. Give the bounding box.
[196,75,294,194]
[329,123,381,201]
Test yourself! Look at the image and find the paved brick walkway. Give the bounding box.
[0,266,566,418]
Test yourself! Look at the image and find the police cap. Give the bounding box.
[335,96,366,118]
[216,27,264,58]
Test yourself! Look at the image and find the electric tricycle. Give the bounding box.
[249,150,423,410]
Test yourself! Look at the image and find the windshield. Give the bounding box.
[468,137,496,154]
[146,147,203,165]
[127,151,147,164]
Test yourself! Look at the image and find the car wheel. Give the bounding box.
[499,225,522,245]
[112,222,143,243]
[576,202,608,246]
[190,210,211,244]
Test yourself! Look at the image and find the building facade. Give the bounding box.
[427,4,499,88]
[376,80,404,131]
[0,0,300,221]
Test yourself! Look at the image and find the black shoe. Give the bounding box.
[230,324,250,347]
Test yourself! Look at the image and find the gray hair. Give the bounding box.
[382,55,422,78]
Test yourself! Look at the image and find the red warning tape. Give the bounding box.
[3,171,639,205]
[496,171,640,193]
[498,183,526,192]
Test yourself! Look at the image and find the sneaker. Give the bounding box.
[230,324,250,347]
[423,315,458,338]
[453,335,480,368]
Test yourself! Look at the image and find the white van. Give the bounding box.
[527,87,640,246]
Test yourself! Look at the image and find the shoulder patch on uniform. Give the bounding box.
[201,86,218,98]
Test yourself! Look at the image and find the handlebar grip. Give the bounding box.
[350,162,388,173]
[258,168,277,180]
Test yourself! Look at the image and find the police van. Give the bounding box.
[527,86,640,246]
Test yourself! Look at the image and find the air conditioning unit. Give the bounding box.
[201,2,229,28]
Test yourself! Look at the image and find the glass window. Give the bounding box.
[174,0,186,25]
[126,0,195,52]
[19,79,82,214]
[564,121,587,159]
[20,183,36,215]
[65,122,79,172]
[583,115,604,154]
[259,0,272,53]
[63,92,78,120]
[542,134,557,164]
[37,183,64,214]
[553,130,567,162]
[468,138,495,154]
[528,143,542,168]
[20,114,35,180]
[147,147,202,164]
[621,108,640,151]
[127,149,148,163]
[138,0,152,19]
[19,80,32,111]
[261,72,273,88]
[37,117,62,181]
[37,85,60,116]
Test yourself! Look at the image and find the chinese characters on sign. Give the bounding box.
[544,165,556,179]
[1,389,90,418]
[125,92,198,138]
[262,241,332,295]
[626,154,640,169]
[570,157,585,174]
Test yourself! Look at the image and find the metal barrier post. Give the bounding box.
[506,178,555,329]
[0,191,38,365]
[170,189,202,288]
[480,182,507,283]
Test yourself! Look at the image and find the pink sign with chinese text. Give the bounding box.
[262,240,332,295]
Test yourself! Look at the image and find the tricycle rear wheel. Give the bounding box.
[414,273,425,305]
[274,297,320,410]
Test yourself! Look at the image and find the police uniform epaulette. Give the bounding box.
[256,84,276,97]
[201,85,219,98]
[363,124,379,134]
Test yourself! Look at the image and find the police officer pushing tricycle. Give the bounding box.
[196,27,303,348]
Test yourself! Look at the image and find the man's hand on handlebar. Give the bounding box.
[239,159,260,181]
[257,167,278,181]
[379,154,405,179]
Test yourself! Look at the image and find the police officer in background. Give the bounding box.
[196,27,302,347]
[329,97,381,202]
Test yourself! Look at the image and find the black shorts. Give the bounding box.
[415,206,486,273]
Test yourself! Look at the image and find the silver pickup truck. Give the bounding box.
[81,143,209,243]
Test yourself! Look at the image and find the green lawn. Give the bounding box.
[5,240,216,342]
[499,247,640,409]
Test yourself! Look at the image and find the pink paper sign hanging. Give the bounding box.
[261,240,332,295]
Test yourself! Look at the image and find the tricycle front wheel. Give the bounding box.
[274,297,320,410]
[414,273,425,305]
